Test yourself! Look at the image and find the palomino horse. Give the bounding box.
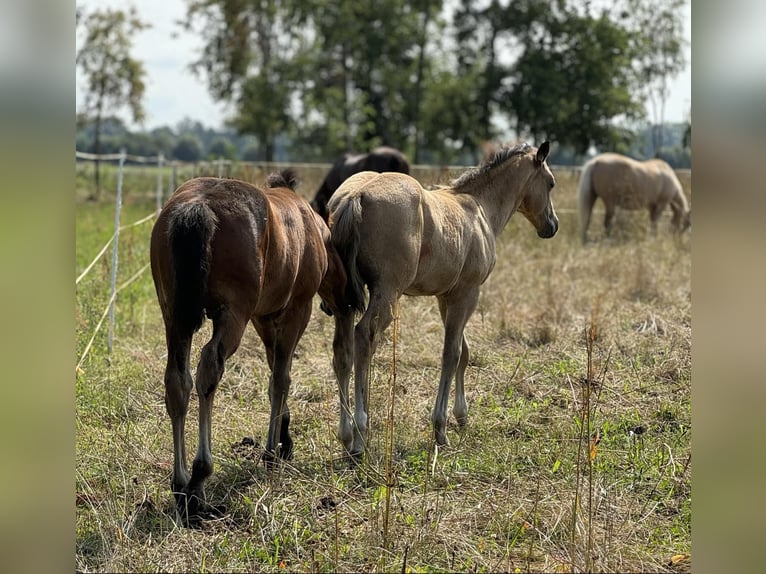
[150,170,346,524]
[578,152,690,243]
[311,146,410,221]
[327,141,558,458]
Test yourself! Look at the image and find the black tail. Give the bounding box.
[168,203,216,336]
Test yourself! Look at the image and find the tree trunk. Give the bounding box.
[479,28,498,143]
[342,42,351,152]
[265,126,274,162]
[93,113,102,201]
[413,1,431,164]
[92,77,106,201]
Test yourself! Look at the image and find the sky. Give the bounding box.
[75,0,692,132]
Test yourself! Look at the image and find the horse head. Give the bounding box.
[518,141,559,238]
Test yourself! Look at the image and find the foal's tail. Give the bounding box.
[330,196,367,314]
[167,202,217,336]
[577,159,598,243]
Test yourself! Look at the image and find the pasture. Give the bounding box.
[76,160,691,573]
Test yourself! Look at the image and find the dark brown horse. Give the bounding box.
[327,142,558,459]
[150,169,346,525]
[310,146,410,220]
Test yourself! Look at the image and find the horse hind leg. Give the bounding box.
[579,175,598,244]
[351,290,399,459]
[262,301,312,466]
[163,329,194,501]
[332,309,356,455]
[182,307,248,524]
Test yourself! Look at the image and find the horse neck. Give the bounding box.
[457,161,528,236]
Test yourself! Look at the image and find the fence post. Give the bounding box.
[156,153,164,214]
[172,161,178,192]
[217,156,223,178]
[108,149,126,356]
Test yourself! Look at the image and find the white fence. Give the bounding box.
[75,150,689,370]
[75,150,287,369]
[76,150,163,370]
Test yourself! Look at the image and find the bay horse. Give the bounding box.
[150,169,347,524]
[578,152,690,243]
[310,146,410,220]
[327,141,558,459]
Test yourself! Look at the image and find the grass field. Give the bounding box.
[75,160,691,573]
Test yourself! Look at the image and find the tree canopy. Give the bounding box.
[76,5,149,197]
[78,0,689,165]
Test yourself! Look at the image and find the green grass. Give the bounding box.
[76,162,691,572]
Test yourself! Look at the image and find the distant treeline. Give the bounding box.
[76,116,691,168]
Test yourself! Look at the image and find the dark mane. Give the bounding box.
[452,142,533,191]
[266,168,299,191]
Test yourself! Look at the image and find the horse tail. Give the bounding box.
[578,159,597,242]
[330,196,367,314]
[167,202,217,336]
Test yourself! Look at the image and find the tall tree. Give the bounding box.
[507,3,643,155]
[453,0,510,146]
[183,0,310,161]
[76,7,148,199]
[626,0,688,155]
[298,0,428,157]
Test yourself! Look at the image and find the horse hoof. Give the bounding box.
[434,432,450,447]
[175,493,223,528]
[262,447,292,470]
[348,451,363,468]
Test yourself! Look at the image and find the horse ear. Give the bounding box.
[535,141,551,164]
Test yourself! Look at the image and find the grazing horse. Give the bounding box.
[150,169,347,524]
[327,141,558,458]
[578,152,691,243]
[310,146,410,220]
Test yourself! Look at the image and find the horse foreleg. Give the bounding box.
[163,330,193,500]
[184,310,247,522]
[332,310,355,455]
[453,336,470,427]
[649,202,667,235]
[434,290,478,446]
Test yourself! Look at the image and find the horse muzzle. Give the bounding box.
[537,217,559,238]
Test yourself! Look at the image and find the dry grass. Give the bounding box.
[76,164,691,573]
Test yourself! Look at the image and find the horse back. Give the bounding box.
[590,153,661,209]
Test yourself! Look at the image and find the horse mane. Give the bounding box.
[452,142,534,191]
[266,168,299,191]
